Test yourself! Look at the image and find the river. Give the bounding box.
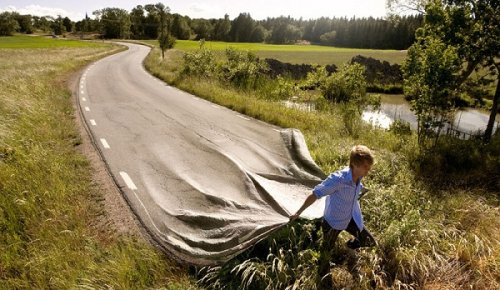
[283,95,499,136]
[361,95,499,135]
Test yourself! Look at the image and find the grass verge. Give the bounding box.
[0,36,197,289]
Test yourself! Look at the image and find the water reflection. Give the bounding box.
[283,95,499,136]
[363,95,499,134]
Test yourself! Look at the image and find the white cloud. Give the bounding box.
[185,2,225,19]
[0,4,83,20]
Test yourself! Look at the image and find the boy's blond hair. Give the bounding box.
[349,145,374,168]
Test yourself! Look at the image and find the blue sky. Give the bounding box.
[0,1,388,21]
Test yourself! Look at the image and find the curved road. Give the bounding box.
[77,43,326,265]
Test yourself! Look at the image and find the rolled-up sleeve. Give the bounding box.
[313,173,340,198]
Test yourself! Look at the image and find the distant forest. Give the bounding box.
[0,4,423,49]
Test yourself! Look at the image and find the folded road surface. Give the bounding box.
[78,43,326,265]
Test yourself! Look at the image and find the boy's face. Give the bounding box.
[352,161,372,178]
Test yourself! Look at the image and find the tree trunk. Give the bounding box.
[484,71,500,142]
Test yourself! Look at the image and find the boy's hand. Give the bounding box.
[289,213,299,221]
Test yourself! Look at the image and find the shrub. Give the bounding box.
[182,48,218,78]
[321,63,367,104]
[219,48,268,90]
[389,120,412,137]
[269,75,298,100]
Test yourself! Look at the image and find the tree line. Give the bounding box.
[0,4,422,50]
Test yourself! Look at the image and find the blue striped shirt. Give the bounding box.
[313,167,364,231]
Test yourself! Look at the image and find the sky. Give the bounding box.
[0,0,389,21]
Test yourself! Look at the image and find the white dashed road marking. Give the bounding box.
[82,97,86,102]
[237,115,250,121]
[120,171,138,190]
[100,138,110,149]
[90,119,96,126]
[84,107,90,111]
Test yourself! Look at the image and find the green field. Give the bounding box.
[144,39,407,66]
[0,34,106,48]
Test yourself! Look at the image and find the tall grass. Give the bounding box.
[0,39,197,289]
[144,45,499,289]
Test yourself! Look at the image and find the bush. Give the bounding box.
[321,63,367,104]
[389,120,412,137]
[412,135,500,189]
[219,48,268,90]
[268,75,298,100]
[182,48,218,78]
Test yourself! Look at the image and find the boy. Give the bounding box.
[289,145,376,282]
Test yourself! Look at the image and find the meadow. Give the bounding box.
[0,34,106,49]
[143,39,408,66]
[144,43,499,289]
[0,35,197,289]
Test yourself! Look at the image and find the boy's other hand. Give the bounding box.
[289,213,299,221]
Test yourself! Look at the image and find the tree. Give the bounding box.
[15,14,33,34]
[171,14,191,40]
[402,36,461,146]
[51,15,66,35]
[62,17,73,33]
[94,8,131,39]
[144,4,160,38]
[33,16,52,33]
[213,14,231,41]
[0,12,19,36]
[319,31,336,45]
[130,5,146,39]
[229,13,255,42]
[390,0,500,142]
[192,19,213,40]
[250,24,267,42]
[155,3,175,59]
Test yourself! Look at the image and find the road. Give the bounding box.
[77,43,325,265]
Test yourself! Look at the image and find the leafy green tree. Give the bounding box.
[250,24,267,42]
[229,13,255,42]
[93,8,131,39]
[390,0,500,142]
[316,63,373,137]
[32,16,52,32]
[0,12,19,36]
[192,19,213,40]
[159,33,176,58]
[268,20,301,44]
[213,14,231,41]
[319,31,336,45]
[51,15,66,35]
[171,14,191,40]
[130,5,146,39]
[62,17,73,33]
[15,14,33,34]
[155,3,174,59]
[403,35,461,146]
[144,4,160,39]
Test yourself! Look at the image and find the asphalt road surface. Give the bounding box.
[77,43,326,265]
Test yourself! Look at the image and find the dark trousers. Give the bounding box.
[318,218,376,286]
